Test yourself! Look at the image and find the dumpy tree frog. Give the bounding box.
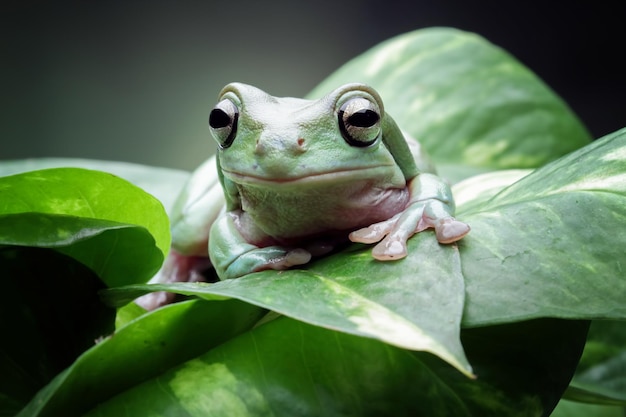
[138,83,469,309]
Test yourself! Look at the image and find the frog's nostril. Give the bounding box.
[254,139,266,155]
[294,137,307,154]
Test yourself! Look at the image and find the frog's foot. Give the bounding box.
[349,211,417,260]
[349,201,470,261]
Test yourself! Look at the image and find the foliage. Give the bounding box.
[1,28,624,416]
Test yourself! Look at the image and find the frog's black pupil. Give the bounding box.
[209,109,231,129]
[348,109,379,127]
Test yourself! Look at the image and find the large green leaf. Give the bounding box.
[103,232,473,377]
[0,247,114,415]
[17,299,265,417]
[460,128,626,326]
[81,317,587,417]
[308,27,590,170]
[0,167,171,286]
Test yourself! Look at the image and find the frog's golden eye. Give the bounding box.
[338,97,381,147]
[209,99,239,149]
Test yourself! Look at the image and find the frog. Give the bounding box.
[137,83,469,310]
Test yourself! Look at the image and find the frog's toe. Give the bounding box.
[349,226,383,244]
[435,218,470,244]
[372,236,408,261]
[349,215,399,244]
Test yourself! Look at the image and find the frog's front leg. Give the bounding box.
[210,210,312,279]
[349,173,470,260]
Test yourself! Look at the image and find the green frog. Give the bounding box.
[138,83,469,309]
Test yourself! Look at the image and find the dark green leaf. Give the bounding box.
[0,247,114,415]
[579,320,626,373]
[17,299,265,417]
[563,320,626,405]
[309,28,590,170]
[551,399,625,417]
[563,385,626,406]
[82,317,587,417]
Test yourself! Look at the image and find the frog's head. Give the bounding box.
[208,82,411,189]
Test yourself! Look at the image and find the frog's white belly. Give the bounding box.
[237,180,409,241]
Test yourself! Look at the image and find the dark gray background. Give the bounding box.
[2,1,624,171]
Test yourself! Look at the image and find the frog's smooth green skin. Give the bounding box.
[205,82,470,280]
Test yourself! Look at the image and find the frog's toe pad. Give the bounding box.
[349,216,397,244]
[349,227,381,244]
[372,237,408,261]
[435,218,470,244]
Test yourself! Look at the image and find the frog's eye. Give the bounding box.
[338,97,381,147]
[209,99,239,149]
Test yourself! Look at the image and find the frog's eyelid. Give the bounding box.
[338,97,381,148]
[209,99,239,149]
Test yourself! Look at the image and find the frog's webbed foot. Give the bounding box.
[349,199,470,261]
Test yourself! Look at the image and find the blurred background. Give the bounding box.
[2,0,625,171]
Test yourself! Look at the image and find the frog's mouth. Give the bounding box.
[222,165,399,186]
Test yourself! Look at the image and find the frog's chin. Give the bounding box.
[222,165,398,187]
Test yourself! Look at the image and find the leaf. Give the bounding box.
[452,169,531,213]
[103,232,473,377]
[81,317,588,417]
[563,385,626,406]
[459,128,626,326]
[563,320,626,405]
[0,213,160,288]
[550,399,625,417]
[0,167,170,255]
[579,320,626,372]
[0,167,171,286]
[17,299,265,417]
[308,27,590,170]
[0,157,190,214]
[436,163,495,185]
[0,247,115,415]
